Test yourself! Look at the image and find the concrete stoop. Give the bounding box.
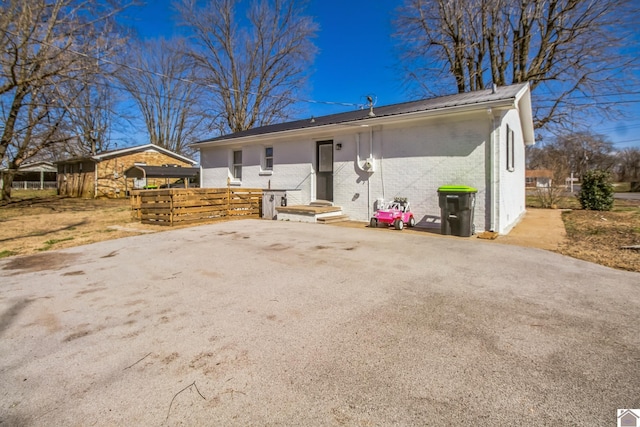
[275,203,348,223]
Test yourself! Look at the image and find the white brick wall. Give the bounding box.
[199,108,527,234]
[495,109,527,233]
[200,139,315,204]
[332,113,490,231]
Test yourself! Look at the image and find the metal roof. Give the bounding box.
[124,165,200,179]
[196,83,530,145]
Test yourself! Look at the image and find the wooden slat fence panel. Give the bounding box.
[131,188,262,225]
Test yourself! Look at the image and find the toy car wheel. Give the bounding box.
[408,216,416,227]
[370,218,378,228]
[394,219,404,230]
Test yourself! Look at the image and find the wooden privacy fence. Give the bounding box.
[131,187,262,226]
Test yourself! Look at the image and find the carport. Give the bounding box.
[124,165,200,190]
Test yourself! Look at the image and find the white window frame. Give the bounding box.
[506,125,515,172]
[264,146,273,171]
[232,150,242,181]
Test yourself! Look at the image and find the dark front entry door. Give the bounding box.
[316,140,333,201]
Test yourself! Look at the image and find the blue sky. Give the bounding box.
[124,0,640,149]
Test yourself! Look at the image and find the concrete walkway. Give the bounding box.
[494,208,567,251]
[336,208,567,252]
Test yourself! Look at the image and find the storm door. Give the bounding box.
[316,140,333,201]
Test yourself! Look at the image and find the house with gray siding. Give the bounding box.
[194,83,535,234]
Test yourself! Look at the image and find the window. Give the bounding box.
[506,125,515,172]
[318,143,333,172]
[232,150,242,180]
[265,146,273,170]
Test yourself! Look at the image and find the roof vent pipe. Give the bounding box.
[492,83,497,94]
[367,96,375,117]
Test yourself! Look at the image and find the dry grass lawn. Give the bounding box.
[0,190,158,257]
[559,205,640,272]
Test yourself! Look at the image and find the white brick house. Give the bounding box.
[195,83,535,234]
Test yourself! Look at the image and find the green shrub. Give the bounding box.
[578,170,614,211]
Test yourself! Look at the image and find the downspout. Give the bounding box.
[356,131,374,219]
[368,129,372,219]
[489,110,497,232]
[368,126,374,219]
[94,161,98,198]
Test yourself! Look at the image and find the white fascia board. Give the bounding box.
[92,143,155,160]
[195,99,518,149]
[513,84,535,146]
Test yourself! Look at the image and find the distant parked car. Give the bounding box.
[370,198,415,230]
[159,177,200,188]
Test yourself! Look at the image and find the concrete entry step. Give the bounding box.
[316,214,350,224]
[309,200,333,207]
[275,204,343,223]
[276,205,342,215]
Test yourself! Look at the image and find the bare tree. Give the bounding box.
[117,37,208,156]
[394,0,637,130]
[0,0,135,200]
[616,148,640,190]
[527,131,615,180]
[176,0,318,134]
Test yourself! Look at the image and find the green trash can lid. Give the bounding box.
[437,185,478,193]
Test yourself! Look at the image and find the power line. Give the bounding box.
[535,99,640,106]
[0,28,362,110]
[612,138,640,145]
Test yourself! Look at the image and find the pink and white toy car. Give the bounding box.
[370,198,416,230]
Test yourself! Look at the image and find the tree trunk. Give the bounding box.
[1,170,15,201]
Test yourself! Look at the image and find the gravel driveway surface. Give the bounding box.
[1,219,639,426]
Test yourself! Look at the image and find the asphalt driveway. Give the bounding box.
[1,220,639,426]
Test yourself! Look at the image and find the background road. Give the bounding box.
[1,220,638,425]
[615,192,640,201]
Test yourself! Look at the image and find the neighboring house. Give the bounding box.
[525,169,553,188]
[194,83,535,234]
[0,161,57,190]
[57,144,196,198]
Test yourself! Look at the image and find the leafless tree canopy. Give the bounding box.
[616,148,640,185]
[117,38,207,156]
[394,0,637,130]
[176,0,318,135]
[0,0,134,200]
[527,131,615,180]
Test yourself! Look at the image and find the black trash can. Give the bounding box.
[437,185,477,237]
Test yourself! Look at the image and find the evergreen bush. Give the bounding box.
[578,170,614,211]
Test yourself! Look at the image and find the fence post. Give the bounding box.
[170,190,174,226]
[226,177,231,217]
